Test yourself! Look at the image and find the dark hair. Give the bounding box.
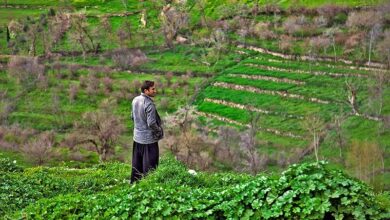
[141,80,155,93]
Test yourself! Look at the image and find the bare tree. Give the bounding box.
[51,89,67,129]
[302,114,325,164]
[309,36,331,55]
[346,10,381,30]
[7,15,47,56]
[7,56,45,90]
[26,18,43,56]
[279,34,294,53]
[368,23,382,65]
[251,22,276,40]
[23,131,55,165]
[74,98,125,162]
[101,76,113,94]
[346,10,383,64]
[110,48,147,70]
[115,80,130,100]
[0,99,15,125]
[215,126,241,169]
[68,83,79,103]
[313,15,328,28]
[69,13,99,60]
[316,4,346,24]
[99,16,113,41]
[376,30,390,67]
[345,78,360,115]
[162,106,213,170]
[239,113,266,174]
[346,140,384,187]
[117,20,132,48]
[47,11,71,53]
[367,71,388,117]
[345,77,384,121]
[160,4,188,48]
[283,15,307,36]
[324,27,341,62]
[331,113,347,162]
[85,73,100,96]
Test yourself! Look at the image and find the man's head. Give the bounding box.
[141,80,156,97]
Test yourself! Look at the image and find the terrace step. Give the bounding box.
[238,44,387,69]
[194,110,302,139]
[244,63,368,78]
[213,82,330,104]
[226,73,305,85]
[204,98,303,119]
[254,57,389,73]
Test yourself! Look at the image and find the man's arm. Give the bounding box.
[145,103,162,136]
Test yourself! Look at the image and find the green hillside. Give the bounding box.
[0,0,389,217]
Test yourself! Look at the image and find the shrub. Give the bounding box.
[160,98,169,111]
[10,159,389,219]
[251,22,276,40]
[68,83,79,103]
[22,131,55,165]
[0,155,23,172]
[101,76,113,94]
[279,34,294,53]
[110,48,147,70]
[85,73,100,96]
[346,10,382,29]
[7,56,45,90]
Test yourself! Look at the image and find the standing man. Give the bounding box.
[130,80,163,183]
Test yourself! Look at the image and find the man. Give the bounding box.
[130,80,163,183]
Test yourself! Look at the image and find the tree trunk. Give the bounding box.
[332,37,336,63]
[6,26,10,42]
[368,30,373,66]
[313,132,319,164]
[100,148,107,162]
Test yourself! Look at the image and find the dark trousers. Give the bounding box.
[130,141,159,183]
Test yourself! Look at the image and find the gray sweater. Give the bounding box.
[131,93,163,144]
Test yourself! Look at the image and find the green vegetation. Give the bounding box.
[1,154,388,219]
[198,86,341,118]
[0,0,389,215]
[198,101,306,135]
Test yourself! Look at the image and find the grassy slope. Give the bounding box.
[0,0,388,189]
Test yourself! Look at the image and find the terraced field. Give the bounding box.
[195,47,390,174]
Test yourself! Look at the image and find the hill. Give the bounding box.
[0,0,389,199]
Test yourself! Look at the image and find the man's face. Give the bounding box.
[144,85,156,97]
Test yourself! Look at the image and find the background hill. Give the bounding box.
[0,0,389,217]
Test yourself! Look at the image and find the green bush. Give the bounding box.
[0,161,130,217]
[0,156,23,172]
[5,155,389,219]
